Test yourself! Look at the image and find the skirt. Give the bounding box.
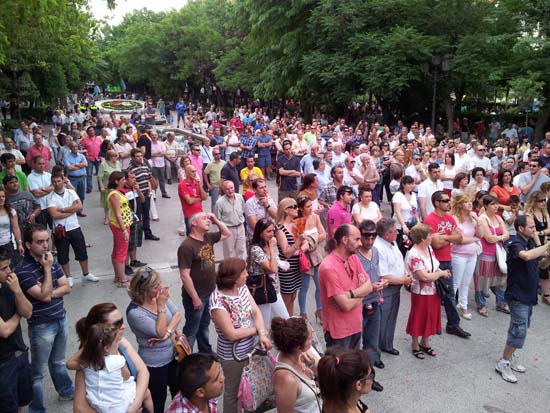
[406,293,441,338]
[474,254,506,293]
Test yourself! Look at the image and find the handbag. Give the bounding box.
[495,242,507,274]
[237,351,277,412]
[298,249,311,272]
[429,247,450,298]
[246,273,277,305]
[169,331,192,362]
[150,176,159,191]
[54,224,67,240]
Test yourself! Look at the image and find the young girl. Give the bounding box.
[77,323,154,413]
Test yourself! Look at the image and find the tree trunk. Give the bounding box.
[534,107,550,142]
[443,95,454,136]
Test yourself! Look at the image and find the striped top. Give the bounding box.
[209,286,256,361]
[16,254,66,325]
[127,159,152,195]
[277,225,302,294]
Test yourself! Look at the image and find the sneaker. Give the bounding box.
[457,305,472,320]
[67,276,74,287]
[130,260,147,267]
[495,360,518,383]
[59,394,74,401]
[83,273,99,282]
[510,354,526,373]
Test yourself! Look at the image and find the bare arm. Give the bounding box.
[332,280,374,312]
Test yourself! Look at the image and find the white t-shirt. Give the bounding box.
[351,202,380,222]
[417,179,443,217]
[0,210,16,246]
[392,192,418,229]
[46,189,81,231]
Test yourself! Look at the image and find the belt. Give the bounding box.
[227,224,243,228]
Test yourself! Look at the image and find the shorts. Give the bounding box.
[128,221,143,252]
[506,300,532,349]
[109,224,129,264]
[0,350,32,412]
[54,227,88,265]
[257,154,271,167]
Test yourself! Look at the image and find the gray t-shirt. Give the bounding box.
[356,247,381,305]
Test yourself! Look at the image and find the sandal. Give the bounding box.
[412,349,425,359]
[419,345,437,357]
[496,305,510,314]
[478,307,489,317]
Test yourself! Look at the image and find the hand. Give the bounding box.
[258,335,272,351]
[39,252,54,269]
[259,197,269,208]
[207,184,213,191]
[192,296,203,310]
[123,229,129,242]
[17,244,24,256]
[100,188,106,193]
[148,334,169,345]
[5,272,22,294]
[156,287,170,308]
[132,182,140,191]
[403,225,410,235]
[268,237,278,249]
[404,274,413,286]
[373,281,384,292]
[126,402,141,413]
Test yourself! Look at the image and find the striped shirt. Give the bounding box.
[209,286,256,361]
[16,254,66,325]
[127,159,152,195]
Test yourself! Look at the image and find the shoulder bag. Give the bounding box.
[429,247,450,298]
[236,347,277,412]
[246,272,277,305]
[169,331,192,362]
[495,242,507,274]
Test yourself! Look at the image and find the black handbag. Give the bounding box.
[429,247,450,298]
[246,273,277,305]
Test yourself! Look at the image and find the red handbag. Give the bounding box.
[298,249,311,272]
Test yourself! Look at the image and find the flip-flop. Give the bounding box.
[419,345,437,357]
[412,349,425,359]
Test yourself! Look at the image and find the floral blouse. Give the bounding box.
[405,246,440,296]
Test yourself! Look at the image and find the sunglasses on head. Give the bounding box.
[141,266,155,280]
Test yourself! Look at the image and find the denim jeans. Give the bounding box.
[439,261,460,329]
[298,269,321,314]
[210,186,220,212]
[506,300,532,349]
[476,286,507,308]
[362,303,381,364]
[68,175,86,203]
[181,294,213,354]
[28,318,74,413]
[85,160,99,192]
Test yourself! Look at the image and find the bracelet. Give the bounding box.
[349,290,355,298]
[258,329,267,337]
[167,328,173,335]
[17,240,22,244]
[158,309,166,314]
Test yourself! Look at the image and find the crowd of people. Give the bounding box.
[1,99,549,413]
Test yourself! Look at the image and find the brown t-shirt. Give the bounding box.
[177,232,222,298]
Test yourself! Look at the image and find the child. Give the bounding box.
[77,323,154,413]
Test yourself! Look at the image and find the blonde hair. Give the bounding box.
[277,198,296,225]
[525,191,549,222]
[451,193,473,223]
[128,268,160,305]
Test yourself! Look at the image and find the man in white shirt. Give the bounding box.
[470,145,492,176]
[342,156,364,194]
[454,143,471,173]
[418,163,444,219]
[46,174,98,286]
[331,142,347,166]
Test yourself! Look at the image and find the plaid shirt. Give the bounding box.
[319,181,338,206]
[165,393,218,413]
[240,135,257,159]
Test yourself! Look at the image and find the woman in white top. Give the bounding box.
[392,176,419,256]
[441,151,457,195]
[225,128,241,161]
[114,132,134,170]
[0,187,24,264]
[352,186,382,225]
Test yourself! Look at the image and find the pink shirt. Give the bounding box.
[189,154,204,185]
[319,252,369,339]
[150,140,166,168]
[81,135,102,162]
[26,145,51,171]
[327,201,351,238]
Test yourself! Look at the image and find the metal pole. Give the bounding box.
[431,68,438,131]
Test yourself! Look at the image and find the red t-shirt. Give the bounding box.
[178,179,203,218]
[424,212,457,262]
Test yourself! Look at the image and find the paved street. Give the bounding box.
[29,176,550,413]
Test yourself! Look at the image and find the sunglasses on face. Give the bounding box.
[286,204,298,209]
[112,317,124,329]
[361,232,377,239]
[359,370,375,382]
[438,199,450,203]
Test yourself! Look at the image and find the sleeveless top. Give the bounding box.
[480,216,502,256]
[107,190,134,228]
[275,361,321,413]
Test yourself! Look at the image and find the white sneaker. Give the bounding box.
[83,273,99,282]
[510,354,526,373]
[495,360,518,383]
[457,305,472,320]
[67,276,74,287]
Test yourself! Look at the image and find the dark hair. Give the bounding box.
[299,173,316,191]
[326,224,353,253]
[358,219,376,234]
[357,184,372,200]
[445,150,455,165]
[216,258,246,290]
[297,196,312,217]
[336,185,353,201]
[497,169,513,187]
[0,152,15,164]
[107,171,125,189]
[482,194,498,207]
[330,165,343,179]
[177,353,219,398]
[24,223,47,248]
[471,167,485,179]
[79,323,118,371]
[75,303,118,346]
[453,172,468,189]
[100,139,112,154]
[229,151,241,161]
[251,178,266,191]
[51,165,65,176]
[427,162,440,173]
[2,175,17,185]
[318,347,372,409]
[0,246,11,262]
[250,218,275,249]
[50,173,64,184]
[271,317,309,354]
[313,158,322,170]
[130,148,141,158]
[514,214,531,231]
[399,175,415,193]
[509,195,520,204]
[431,190,447,207]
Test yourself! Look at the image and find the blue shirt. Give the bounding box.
[176,102,186,115]
[256,135,271,156]
[505,235,539,306]
[64,152,87,177]
[356,247,381,305]
[240,135,257,159]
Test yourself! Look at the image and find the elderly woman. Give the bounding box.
[405,224,451,359]
[210,258,271,413]
[467,167,489,198]
[451,172,469,197]
[272,316,321,413]
[352,185,382,225]
[115,132,134,170]
[126,267,182,413]
[69,303,150,413]
[98,149,121,225]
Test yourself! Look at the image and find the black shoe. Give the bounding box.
[130,260,147,267]
[125,266,134,276]
[167,179,172,185]
[144,234,160,241]
[374,360,385,369]
[371,380,384,392]
[162,194,171,199]
[446,326,471,338]
[86,189,92,194]
[381,348,400,356]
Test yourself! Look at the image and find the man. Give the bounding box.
[46,175,98,286]
[374,218,413,356]
[179,164,208,235]
[239,128,256,170]
[517,158,550,203]
[5,174,40,232]
[220,151,241,194]
[244,178,277,237]
[239,156,263,194]
[214,180,246,261]
[165,353,224,413]
[491,147,507,171]
[319,165,344,210]
[470,145,492,176]
[256,128,273,179]
[143,102,156,126]
[502,122,518,139]
[80,126,101,193]
[356,220,388,392]
[538,141,550,169]
[178,213,230,352]
[27,156,54,229]
[424,191,470,338]
[0,246,33,412]
[0,138,26,172]
[454,143,472,174]
[25,134,52,172]
[189,144,204,185]
[495,215,550,383]
[331,142,347,166]
[136,126,152,160]
[164,132,179,184]
[150,130,170,198]
[319,224,374,349]
[300,143,320,175]
[63,142,88,216]
[15,125,33,160]
[0,152,28,191]
[176,98,187,128]
[418,163,444,219]
[16,224,74,411]
[127,149,159,241]
[204,148,226,211]
[327,185,354,238]
[277,140,301,200]
[342,156,364,193]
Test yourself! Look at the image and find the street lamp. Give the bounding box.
[424,54,451,131]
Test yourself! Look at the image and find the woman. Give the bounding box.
[176,156,192,236]
[106,171,133,287]
[297,196,326,323]
[318,347,373,413]
[249,218,290,327]
[71,303,150,413]
[392,176,419,256]
[276,198,306,316]
[126,267,182,413]
[489,169,519,215]
[475,195,510,317]
[0,185,24,265]
[451,194,482,320]
[441,151,457,196]
[369,145,384,205]
[451,172,469,197]
[405,224,451,359]
[99,139,115,161]
[351,185,382,225]
[98,149,121,225]
[210,258,271,413]
[428,147,438,164]
[115,132,134,170]
[524,191,550,304]
[273,317,321,413]
[467,167,489,198]
[298,173,321,211]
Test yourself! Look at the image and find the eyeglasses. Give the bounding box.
[537,199,546,202]
[359,370,375,382]
[192,149,200,152]
[530,164,539,168]
[347,160,355,164]
[414,157,421,161]
[361,232,377,239]
[286,204,298,209]
[437,199,450,203]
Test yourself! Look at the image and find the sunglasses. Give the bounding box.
[438,199,450,203]
[112,317,124,329]
[141,266,155,280]
[286,205,298,209]
[361,232,377,239]
[359,370,375,382]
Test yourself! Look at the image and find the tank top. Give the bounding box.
[107,190,134,228]
[275,361,321,413]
